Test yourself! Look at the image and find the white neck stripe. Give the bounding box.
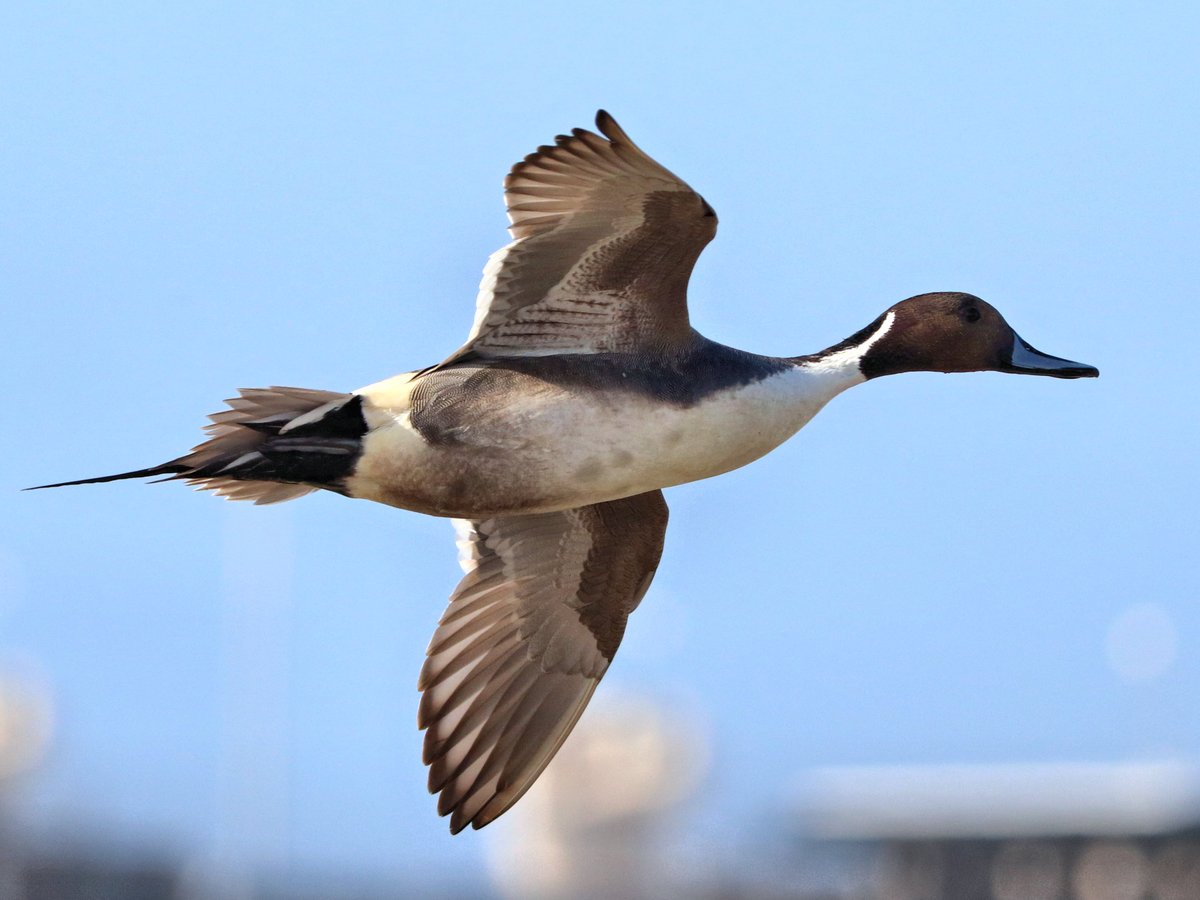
[815,310,896,371]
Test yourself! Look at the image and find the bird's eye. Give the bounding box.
[964,307,982,323]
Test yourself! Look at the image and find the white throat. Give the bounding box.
[703,309,900,467]
[792,309,896,400]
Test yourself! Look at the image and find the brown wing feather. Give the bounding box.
[418,490,669,833]
[445,111,717,362]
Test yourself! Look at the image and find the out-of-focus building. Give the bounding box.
[488,716,1200,900]
[789,760,1200,900]
[8,670,1200,900]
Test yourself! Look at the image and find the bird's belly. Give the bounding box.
[553,390,805,498]
[348,372,823,518]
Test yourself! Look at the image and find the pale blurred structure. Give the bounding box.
[799,761,1200,840]
[0,674,52,782]
[487,693,710,900]
[0,671,55,898]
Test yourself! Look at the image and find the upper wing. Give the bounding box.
[418,490,669,833]
[446,111,717,362]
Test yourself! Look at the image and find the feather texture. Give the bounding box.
[443,111,717,362]
[418,490,669,832]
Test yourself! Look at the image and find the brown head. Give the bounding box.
[858,292,1099,380]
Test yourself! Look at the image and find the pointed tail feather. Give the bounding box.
[27,386,365,505]
[26,464,189,492]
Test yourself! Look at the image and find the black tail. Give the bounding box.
[27,387,368,506]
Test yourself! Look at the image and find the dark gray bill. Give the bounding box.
[1004,335,1099,379]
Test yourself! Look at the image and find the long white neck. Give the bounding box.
[686,310,898,484]
[780,309,897,424]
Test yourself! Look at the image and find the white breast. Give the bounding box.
[573,365,863,496]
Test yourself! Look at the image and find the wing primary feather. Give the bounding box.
[427,665,544,794]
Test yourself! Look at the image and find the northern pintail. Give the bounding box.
[33,111,1098,833]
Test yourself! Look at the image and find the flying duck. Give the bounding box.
[32,111,1098,833]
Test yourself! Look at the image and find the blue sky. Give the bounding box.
[2,0,1197,890]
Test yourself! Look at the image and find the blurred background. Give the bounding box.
[2,2,1197,897]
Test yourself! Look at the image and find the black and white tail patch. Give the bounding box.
[29,387,369,506]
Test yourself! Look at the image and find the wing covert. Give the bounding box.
[448,111,716,362]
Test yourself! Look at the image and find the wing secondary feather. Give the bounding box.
[418,489,669,832]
